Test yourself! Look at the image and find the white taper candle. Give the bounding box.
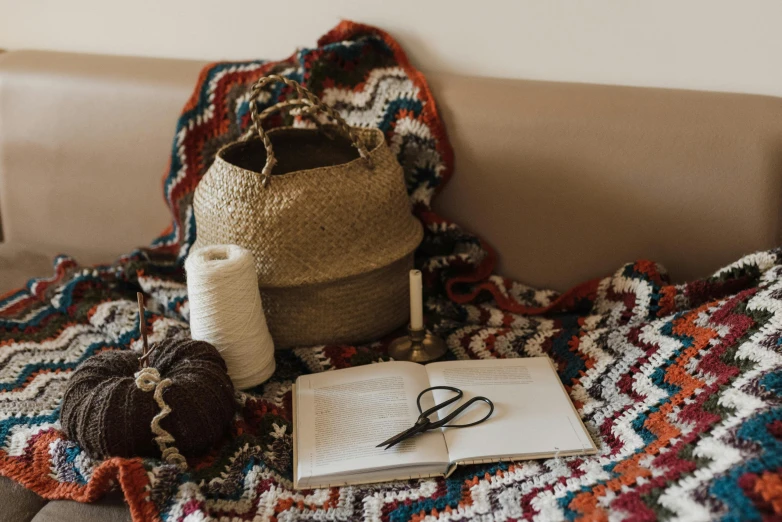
[409,269,424,330]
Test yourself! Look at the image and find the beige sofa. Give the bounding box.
[1,50,781,521]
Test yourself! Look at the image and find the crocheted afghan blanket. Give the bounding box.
[1,21,781,522]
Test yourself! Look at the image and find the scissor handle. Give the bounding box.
[434,396,494,428]
[417,386,463,419]
[416,386,494,429]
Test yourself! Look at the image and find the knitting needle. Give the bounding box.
[137,292,148,369]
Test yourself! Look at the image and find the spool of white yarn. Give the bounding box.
[185,244,275,389]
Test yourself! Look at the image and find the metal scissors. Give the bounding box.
[377,386,494,450]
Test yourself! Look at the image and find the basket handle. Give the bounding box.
[247,75,373,187]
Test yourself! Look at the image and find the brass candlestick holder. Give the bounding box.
[388,325,447,363]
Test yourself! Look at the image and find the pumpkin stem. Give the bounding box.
[137,292,149,369]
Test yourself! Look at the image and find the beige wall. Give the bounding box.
[1,0,780,97]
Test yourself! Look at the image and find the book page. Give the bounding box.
[295,361,449,488]
[425,357,595,463]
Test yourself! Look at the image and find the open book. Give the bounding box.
[293,357,596,489]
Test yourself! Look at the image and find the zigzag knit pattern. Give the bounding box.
[1,21,781,522]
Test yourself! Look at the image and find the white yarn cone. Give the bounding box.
[185,244,275,389]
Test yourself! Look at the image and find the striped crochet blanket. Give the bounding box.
[2,21,781,522]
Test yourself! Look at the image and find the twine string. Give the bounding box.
[134,367,188,470]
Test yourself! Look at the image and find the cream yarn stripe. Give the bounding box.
[185,244,276,389]
[134,367,187,469]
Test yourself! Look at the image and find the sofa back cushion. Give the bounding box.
[430,73,782,290]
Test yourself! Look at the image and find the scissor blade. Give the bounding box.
[376,424,422,450]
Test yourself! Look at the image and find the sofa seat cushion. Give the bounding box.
[0,476,47,522]
[31,495,131,522]
[0,476,131,522]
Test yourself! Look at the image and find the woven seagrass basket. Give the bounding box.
[192,75,422,348]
